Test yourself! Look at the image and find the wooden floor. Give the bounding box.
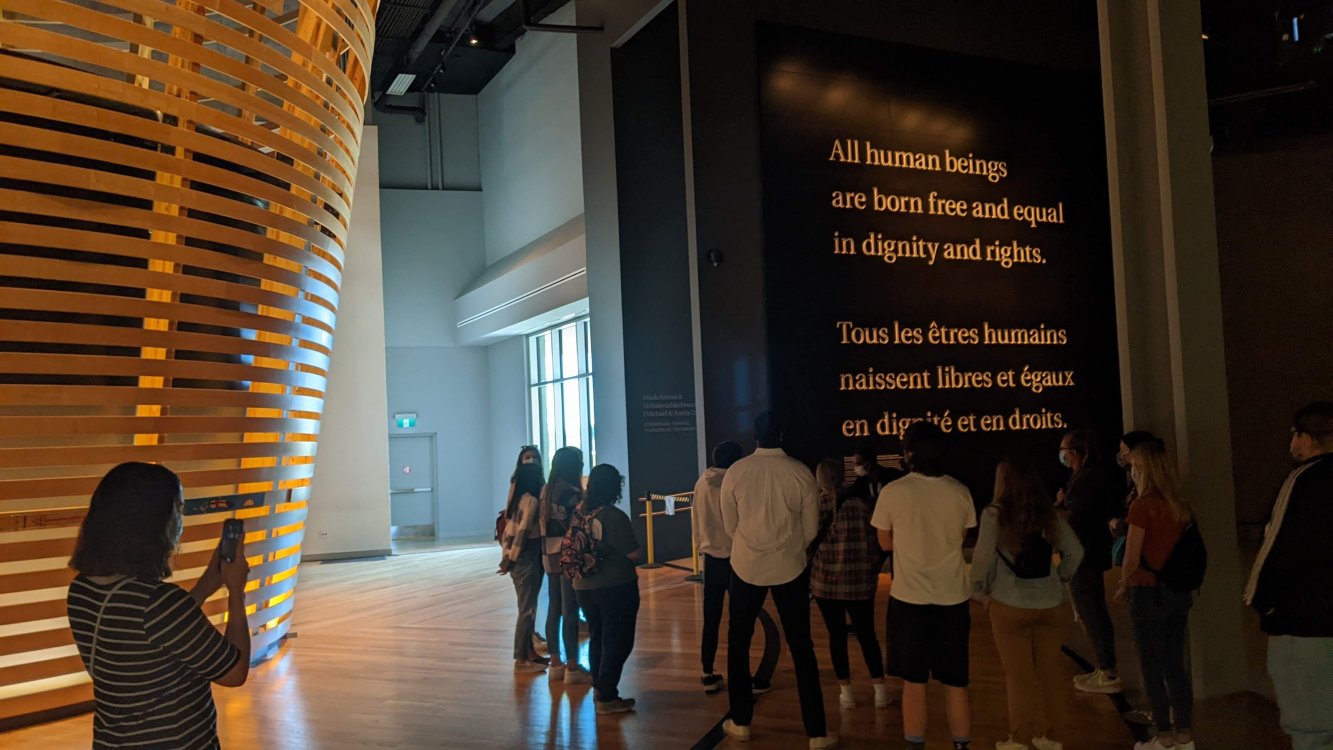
[6,547,1288,749]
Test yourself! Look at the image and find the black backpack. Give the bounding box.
[1143,521,1207,593]
[999,533,1054,580]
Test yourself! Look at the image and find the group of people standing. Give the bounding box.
[497,446,644,714]
[493,399,1333,750]
[687,409,1219,750]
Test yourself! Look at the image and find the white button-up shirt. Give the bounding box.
[720,447,820,586]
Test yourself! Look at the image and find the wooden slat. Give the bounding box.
[0,385,326,411]
[0,415,321,439]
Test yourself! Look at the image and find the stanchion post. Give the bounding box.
[640,491,663,569]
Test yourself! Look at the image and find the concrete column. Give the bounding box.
[1099,0,1248,697]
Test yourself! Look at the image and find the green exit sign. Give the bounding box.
[394,412,417,429]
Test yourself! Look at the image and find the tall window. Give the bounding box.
[529,318,595,468]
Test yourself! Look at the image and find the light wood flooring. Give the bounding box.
[4,548,1288,749]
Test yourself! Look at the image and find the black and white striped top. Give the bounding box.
[68,576,240,749]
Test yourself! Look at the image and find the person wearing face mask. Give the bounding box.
[847,443,905,514]
[68,462,251,749]
[1245,401,1333,750]
[1055,429,1123,695]
[1109,431,1163,543]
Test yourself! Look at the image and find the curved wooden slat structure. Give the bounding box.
[0,0,377,724]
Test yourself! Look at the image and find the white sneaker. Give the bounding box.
[874,687,892,709]
[513,659,546,673]
[564,666,593,685]
[547,664,566,682]
[809,734,838,749]
[1134,740,1188,750]
[722,719,751,742]
[996,740,1030,750]
[1032,738,1063,750]
[1074,669,1123,694]
[838,689,856,709]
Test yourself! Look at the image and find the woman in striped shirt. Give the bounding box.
[67,462,251,749]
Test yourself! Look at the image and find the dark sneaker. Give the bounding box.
[595,697,636,715]
[752,680,772,695]
[702,673,725,694]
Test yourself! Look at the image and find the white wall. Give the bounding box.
[487,336,529,516]
[307,126,393,559]
[478,3,584,264]
[381,190,486,348]
[386,346,494,537]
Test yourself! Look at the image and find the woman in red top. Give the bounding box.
[1116,442,1195,750]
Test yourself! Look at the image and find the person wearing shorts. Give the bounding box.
[872,422,977,750]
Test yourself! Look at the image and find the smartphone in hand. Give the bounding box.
[219,519,245,563]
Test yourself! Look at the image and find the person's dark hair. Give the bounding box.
[712,441,743,469]
[993,458,1058,552]
[510,445,542,482]
[547,446,584,488]
[1293,401,1333,445]
[903,421,946,476]
[583,464,624,511]
[854,444,878,465]
[1062,428,1100,462]
[508,463,545,519]
[70,462,182,579]
[754,410,784,448]
[1121,430,1161,452]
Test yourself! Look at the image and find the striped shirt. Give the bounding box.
[68,576,240,749]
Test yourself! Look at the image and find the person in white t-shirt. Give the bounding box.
[871,421,977,750]
[720,411,836,749]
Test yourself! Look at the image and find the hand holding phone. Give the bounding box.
[219,519,244,562]
[218,519,249,591]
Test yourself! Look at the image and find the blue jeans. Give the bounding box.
[1129,585,1194,733]
[577,581,640,702]
[1268,635,1333,750]
[546,573,581,667]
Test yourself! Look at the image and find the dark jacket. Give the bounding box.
[1250,453,1333,637]
[846,464,905,514]
[1063,461,1119,572]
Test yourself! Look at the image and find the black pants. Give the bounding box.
[577,581,640,703]
[816,597,884,681]
[1069,562,1117,671]
[728,568,827,737]
[701,554,732,674]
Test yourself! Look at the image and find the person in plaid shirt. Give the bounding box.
[811,459,890,710]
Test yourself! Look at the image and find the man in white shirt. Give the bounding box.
[720,411,836,749]
[872,421,977,750]
[691,440,742,693]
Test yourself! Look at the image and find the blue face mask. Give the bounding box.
[1058,451,1071,468]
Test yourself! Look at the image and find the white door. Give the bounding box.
[389,434,436,538]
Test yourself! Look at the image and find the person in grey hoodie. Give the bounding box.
[692,440,744,693]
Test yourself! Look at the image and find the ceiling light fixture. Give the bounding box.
[386,72,416,96]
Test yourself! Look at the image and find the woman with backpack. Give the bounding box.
[569,464,642,715]
[541,447,590,684]
[1116,442,1199,750]
[810,459,890,710]
[973,459,1084,750]
[499,463,548,673]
